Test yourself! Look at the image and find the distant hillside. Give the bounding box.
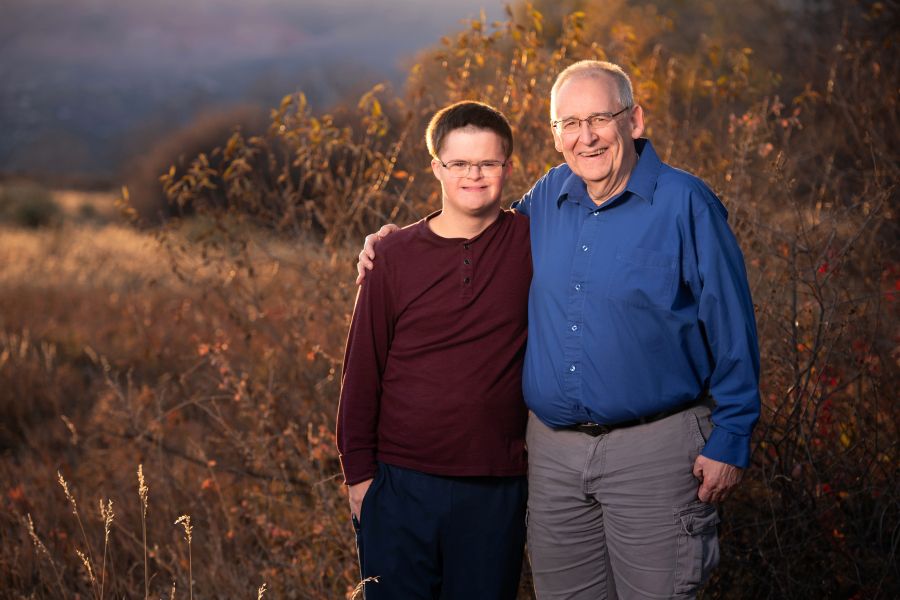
[0,0,503,181]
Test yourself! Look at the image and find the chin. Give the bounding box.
[580,166,612,182]
[465,202,500,215]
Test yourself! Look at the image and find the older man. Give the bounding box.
[358,60,760,599]
[515,60,759,599]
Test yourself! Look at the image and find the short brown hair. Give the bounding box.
[426,101,514,159]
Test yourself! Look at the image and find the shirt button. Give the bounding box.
[571,324,578,331]
[582,245,589,252]
[464,277,471,284]
[574,283,582,291]
[464,243,471,249]
[464,258,471,265]
[569,364,576,373]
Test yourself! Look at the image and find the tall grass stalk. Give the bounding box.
[138,464,149,600]
[351,576,380,599]
[24,513,66,596]
[75,549,97,597]
[99,499,114,600]
[174,515,194,600]
[57,471,99,598]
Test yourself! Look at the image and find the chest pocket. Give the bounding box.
[606,247,677,309]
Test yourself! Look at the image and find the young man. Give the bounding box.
[336,101,531,599]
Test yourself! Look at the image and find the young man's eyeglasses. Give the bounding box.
[437,160,507,178]
[551,106,632,135]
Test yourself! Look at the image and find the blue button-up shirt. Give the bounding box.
[514,139,760,468]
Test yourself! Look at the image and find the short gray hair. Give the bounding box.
[550,60,634,119]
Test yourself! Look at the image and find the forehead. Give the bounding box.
[554,74,620,118]
[438,127,506,159]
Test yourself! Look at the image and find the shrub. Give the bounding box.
[123,105,267,223]
[0,181,60,228]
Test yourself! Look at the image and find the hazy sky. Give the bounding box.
[3,0,507,73]
[1,0,508,178]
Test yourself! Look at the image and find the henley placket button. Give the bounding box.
[569,364,576,373]
[464,259,471,265]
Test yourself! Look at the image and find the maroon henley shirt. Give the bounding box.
[337,209,532,485]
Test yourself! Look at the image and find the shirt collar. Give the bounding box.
[556,138,662,208]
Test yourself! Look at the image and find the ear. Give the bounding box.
[629,105,645,140]
[503,158,514,178]
[552,126,564,153]
[431,158,443,181]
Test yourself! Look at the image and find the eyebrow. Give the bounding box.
[557,111,617,120]
[440,158,506,163]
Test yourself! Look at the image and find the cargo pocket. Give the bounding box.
[673,501,720,595]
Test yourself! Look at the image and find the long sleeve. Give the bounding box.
[691,195,761,468]
[336,257,395,485]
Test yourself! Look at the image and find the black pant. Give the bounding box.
[354,463,527,599]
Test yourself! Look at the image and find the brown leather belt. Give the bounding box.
[566,397,707,437]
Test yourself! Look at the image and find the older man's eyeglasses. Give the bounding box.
[551,106,632,135]
[437,160,507,178]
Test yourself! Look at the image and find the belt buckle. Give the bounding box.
[575,422,613,437]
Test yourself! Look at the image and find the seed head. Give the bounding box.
[174,515,193,543]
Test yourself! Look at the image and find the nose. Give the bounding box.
[577,120,598,145]
[465,164,485,179]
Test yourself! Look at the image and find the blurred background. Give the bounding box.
[1,1,897,599]
[1,0,504,182]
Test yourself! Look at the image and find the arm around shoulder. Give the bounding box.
[355,224,400,284]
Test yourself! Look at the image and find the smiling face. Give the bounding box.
[431,127,511,219]
[551,73,645,204]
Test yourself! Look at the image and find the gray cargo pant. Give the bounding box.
[526,404,720,599]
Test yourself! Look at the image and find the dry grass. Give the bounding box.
[0,223,168,289]
[52,189,121,223]
[0,219,364,598]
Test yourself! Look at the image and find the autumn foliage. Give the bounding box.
[1,1,897,598]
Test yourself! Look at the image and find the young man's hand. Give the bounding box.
[348,478,374,521]
[692,455,743,503]
[356,224,400,284]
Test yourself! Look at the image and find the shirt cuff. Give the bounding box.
[340,449,378,485]
[701,427,752,469]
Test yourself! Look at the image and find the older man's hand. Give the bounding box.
[355,224,400,284]
[693,455,743,503]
